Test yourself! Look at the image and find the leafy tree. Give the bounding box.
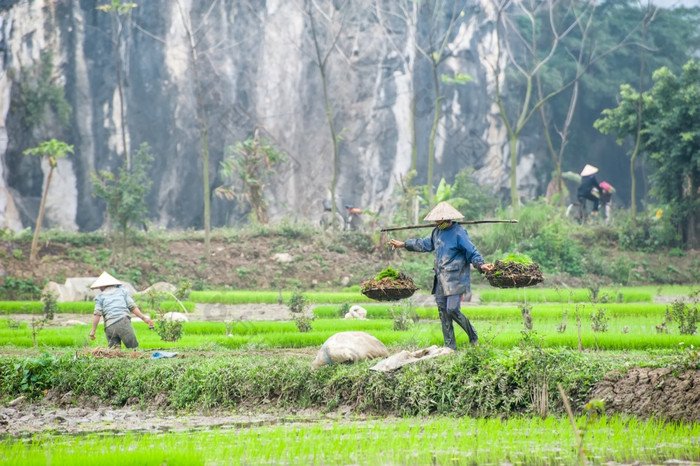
[216,129,287,225]
[23,139,74,262]
[91,142,154,242]
[595,60,700,247]
[451,167,500,219]
[644,61,700,248]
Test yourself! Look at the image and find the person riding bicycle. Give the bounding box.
[577,164,602,216]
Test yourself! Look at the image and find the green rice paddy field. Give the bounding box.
[2,415,698,465]
[0,285,698,465]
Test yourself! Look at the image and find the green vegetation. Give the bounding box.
[477,286,653,304]
[2,415,698,465]
[189,290,366,304]
[595,59,700,248]
[0,301,194,314]
[500,253,534,266]
[12,50,71,130]
[91,142,154,244]
[1,306,696,351]
[216,133,287,225]
[374,266,400,281]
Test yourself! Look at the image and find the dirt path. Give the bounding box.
[0,402,351,436]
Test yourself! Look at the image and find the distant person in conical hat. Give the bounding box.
[577,164,602,215]
[88,272,154,349]
[386,201,493,350]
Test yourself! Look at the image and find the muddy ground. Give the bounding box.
[0,402,354,437]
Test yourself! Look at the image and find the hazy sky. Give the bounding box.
[653,0,700,7]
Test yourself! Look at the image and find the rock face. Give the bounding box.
[0,0,543,232]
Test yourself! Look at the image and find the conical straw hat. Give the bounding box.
[580,164,598,177]
[423,201,464,222]
[90,272,122,289]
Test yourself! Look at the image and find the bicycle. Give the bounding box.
[566,199,596,225]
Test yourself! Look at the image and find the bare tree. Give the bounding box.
[535,0,656,211]
[489,0,653,213]
[488,0,585,212]
[413,1,471,206]
[303,0,352,229]
[627,2,658,222]
[374,1,472,208]
[174,0,225,257]
[97,1,137,169]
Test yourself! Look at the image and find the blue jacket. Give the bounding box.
[405,223,484,296]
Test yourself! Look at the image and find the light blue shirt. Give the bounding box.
[94,286,136,328]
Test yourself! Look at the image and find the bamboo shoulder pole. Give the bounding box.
[380,219,518,233]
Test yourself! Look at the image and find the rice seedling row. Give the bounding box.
[0,301,195,314]
[1,315,696,351]
[1,415,697,465]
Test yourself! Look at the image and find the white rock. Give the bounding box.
[162,312,189,322]
[62,320,88,327]
[138,282,177,295]
[344,305,367,320]
[272,253,294,264]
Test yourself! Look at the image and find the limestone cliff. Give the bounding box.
[0,0,542,232]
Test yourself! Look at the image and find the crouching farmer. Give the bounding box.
[88,272,154,349]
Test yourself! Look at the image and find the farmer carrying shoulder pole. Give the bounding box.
[387,201,494,349]
[88,272,154,349]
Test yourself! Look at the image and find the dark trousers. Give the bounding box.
[105,317,139,349]
[578,193,599,212]
[435,294,478,350]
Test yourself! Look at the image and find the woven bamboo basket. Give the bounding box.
[362,286,417,302]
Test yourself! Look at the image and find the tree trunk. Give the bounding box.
[427,62,441,206]
[509,135,519,213]
[30,166,54,263]
[686,210,697,249]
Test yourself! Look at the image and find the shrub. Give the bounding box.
[667,299,699,335]
[142,288,184,342]
[590,307,609,333]
[337,302,351,317]
[0,277,42,301]
[288,289,308,314]
[340,231,375,254]
[526,221,584,276]
[175,281,192,301]
[155,319,183,342]
[606,257,633,285]
[41,291,58,321]
[293,313,314,333]
[389,303,418,331]
[617,212,680,251]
